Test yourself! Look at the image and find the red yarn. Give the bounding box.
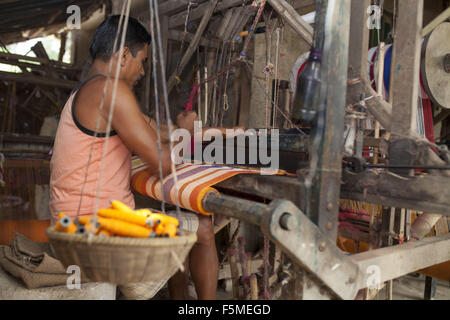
[184,84,200,112]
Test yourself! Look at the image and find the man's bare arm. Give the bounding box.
[142,114,173,144]
[105,80,173,176]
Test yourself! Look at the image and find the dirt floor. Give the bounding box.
[373,274,450,300]
[152,273,450,300]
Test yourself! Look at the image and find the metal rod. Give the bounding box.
[202,191,268,227]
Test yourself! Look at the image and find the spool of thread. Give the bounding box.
[55,213,77,234]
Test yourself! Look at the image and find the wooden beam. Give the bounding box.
[159,0,207,16]
[433,109,450,124]
[0,71,76,89]
[168,0,244,28]
[422,6,450,37]
[390,0,423,137]
[292,0,315,11]
[167,29,220,49]
[389,0,423,175]
[310,0,351,240]
[167,0,220,94]
[0,51,77,70]
[218,258,263,280]
[267,0,313,45]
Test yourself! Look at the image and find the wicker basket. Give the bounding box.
[46,226,197,285]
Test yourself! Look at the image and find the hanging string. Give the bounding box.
[222,46,233,114]
[90,0,133,240]
[263,8,274,129]
[149,1,167,214]
[151,0,182,216]
[243,60,306,135]
[186,0,267,90]
[241,0,267,60]
[175,1,197,78]
[166,1,268,126]
[76,2,127,218]
[184,84,200,113]
[273,28,281,128]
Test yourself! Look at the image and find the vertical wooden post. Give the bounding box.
[58,32,67,63]
[424,276,437,300]
[229,250,240,299]
[250,274,259,300]
[388,0,424,175]
[309,0,351,241]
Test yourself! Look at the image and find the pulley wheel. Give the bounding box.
[421,22,450,109]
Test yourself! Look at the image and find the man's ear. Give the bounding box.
[120,47,132,67]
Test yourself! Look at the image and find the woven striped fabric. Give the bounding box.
[131,156,277,215]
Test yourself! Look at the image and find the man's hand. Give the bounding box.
[176,111,198,135]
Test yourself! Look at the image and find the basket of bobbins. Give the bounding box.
[46,200,197,285]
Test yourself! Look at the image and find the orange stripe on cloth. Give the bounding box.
[131,157,283,215]
[177,169,224,209]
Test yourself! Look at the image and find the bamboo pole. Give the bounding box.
[229,249,240,299]
[250,274,259,300]
[267,0,313,45]
[373,42,385,165]
[167,0,220,94]
[197,69,202,122]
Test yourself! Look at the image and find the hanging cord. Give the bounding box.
[178,0,267,127]
[151,0,182,216]
[175,1,197,78]
[90,0,133,240]
[216,42,229,126]
[76,2,127,218]
[243,60,306,135]
[377,0,384,45]
[262,8,274,129]
[219,45,233,126]
[191,0,267,90]
[273,28,281,128]
[211,43,223,126]
[149,2,167,214]
[241,0,267,60]
[222,46,233,113]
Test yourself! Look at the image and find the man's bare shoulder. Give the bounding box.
[77,76,136,111]
[80,76,133,99]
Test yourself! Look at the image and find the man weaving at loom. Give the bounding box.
[49,16,220,300]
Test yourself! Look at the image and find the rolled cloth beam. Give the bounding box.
[130,156,285,215]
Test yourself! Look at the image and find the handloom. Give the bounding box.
[131,156,283,215]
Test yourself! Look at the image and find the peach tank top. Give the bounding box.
[50,74,134,223]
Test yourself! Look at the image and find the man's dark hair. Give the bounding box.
[89,15,151,61]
